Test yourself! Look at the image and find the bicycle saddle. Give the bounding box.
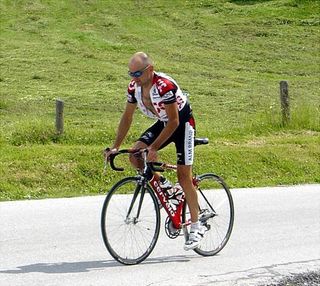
[194,138,209,146]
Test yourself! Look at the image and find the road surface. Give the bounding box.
[1,184,319,286]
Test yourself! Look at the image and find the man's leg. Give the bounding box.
[130,140,169,182]
[178,164,206,250]
[130,121,165,170]
[129,141,148,170]
[177,165,198,223]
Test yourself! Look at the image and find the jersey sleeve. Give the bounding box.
[161,90,176,104]
[155,77,177,104]
[127,80,137,104]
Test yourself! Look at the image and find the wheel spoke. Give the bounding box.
[101,177,160,265]
[183,173,234,256]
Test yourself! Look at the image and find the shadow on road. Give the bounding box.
[0,255,195,274]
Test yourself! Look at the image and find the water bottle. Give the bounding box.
[166,183,185,206]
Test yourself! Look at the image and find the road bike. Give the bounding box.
[101,138,234,265]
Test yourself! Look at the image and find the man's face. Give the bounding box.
[128,61,153,86]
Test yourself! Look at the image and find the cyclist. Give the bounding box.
[104,52,205,250]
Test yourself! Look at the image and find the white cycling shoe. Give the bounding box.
[184,225,206,251]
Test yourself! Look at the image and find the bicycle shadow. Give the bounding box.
[0,254,197,274]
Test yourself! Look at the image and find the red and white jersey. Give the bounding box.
[127,72,188,122]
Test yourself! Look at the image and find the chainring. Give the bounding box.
[164,216,181,239]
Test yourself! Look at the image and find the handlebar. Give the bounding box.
[107,149,172,173]
[108,149,140,172]
[106,137,209,172]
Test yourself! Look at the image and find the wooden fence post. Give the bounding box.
[55,99,64,134]
[280,81,290,126]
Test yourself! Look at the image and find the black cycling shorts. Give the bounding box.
[138,115,196,165]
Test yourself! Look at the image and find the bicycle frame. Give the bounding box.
[107,148,213,230]
[148,173,185,229]
[147,168,218,230]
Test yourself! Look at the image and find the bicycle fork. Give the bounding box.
[124,177,146,224]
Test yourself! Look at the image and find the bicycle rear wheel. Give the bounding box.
[183,173,234,256]
[101,176,160,265]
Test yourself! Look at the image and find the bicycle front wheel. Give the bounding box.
[183,173,234,256]
[101,176,160,265]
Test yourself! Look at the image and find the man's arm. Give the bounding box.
[148,102,179,158]
[112,102,137,150]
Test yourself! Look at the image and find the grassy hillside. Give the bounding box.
[0,0,319,200]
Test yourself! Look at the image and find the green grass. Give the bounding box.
[0,0,319,200]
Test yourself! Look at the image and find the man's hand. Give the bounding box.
[146,146,157,162]
[103,147,119,162]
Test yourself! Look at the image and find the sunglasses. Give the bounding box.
[128,65,150,78]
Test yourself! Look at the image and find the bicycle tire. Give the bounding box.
[182,173,234,256]
[101,176,161,265]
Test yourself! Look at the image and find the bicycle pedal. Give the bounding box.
[199,211,215,223]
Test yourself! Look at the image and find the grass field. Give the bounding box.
[0,0,319,200]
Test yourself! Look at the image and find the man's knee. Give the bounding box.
[129,141,147,169]
[177,165,193,185]
[129,153,138,165]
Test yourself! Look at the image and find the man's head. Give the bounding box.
[128,52,154,86]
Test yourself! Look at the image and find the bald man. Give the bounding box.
[105,52,206,250]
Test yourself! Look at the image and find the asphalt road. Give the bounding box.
[1,184,320,286]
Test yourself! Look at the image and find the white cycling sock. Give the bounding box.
[191,221,200,232]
